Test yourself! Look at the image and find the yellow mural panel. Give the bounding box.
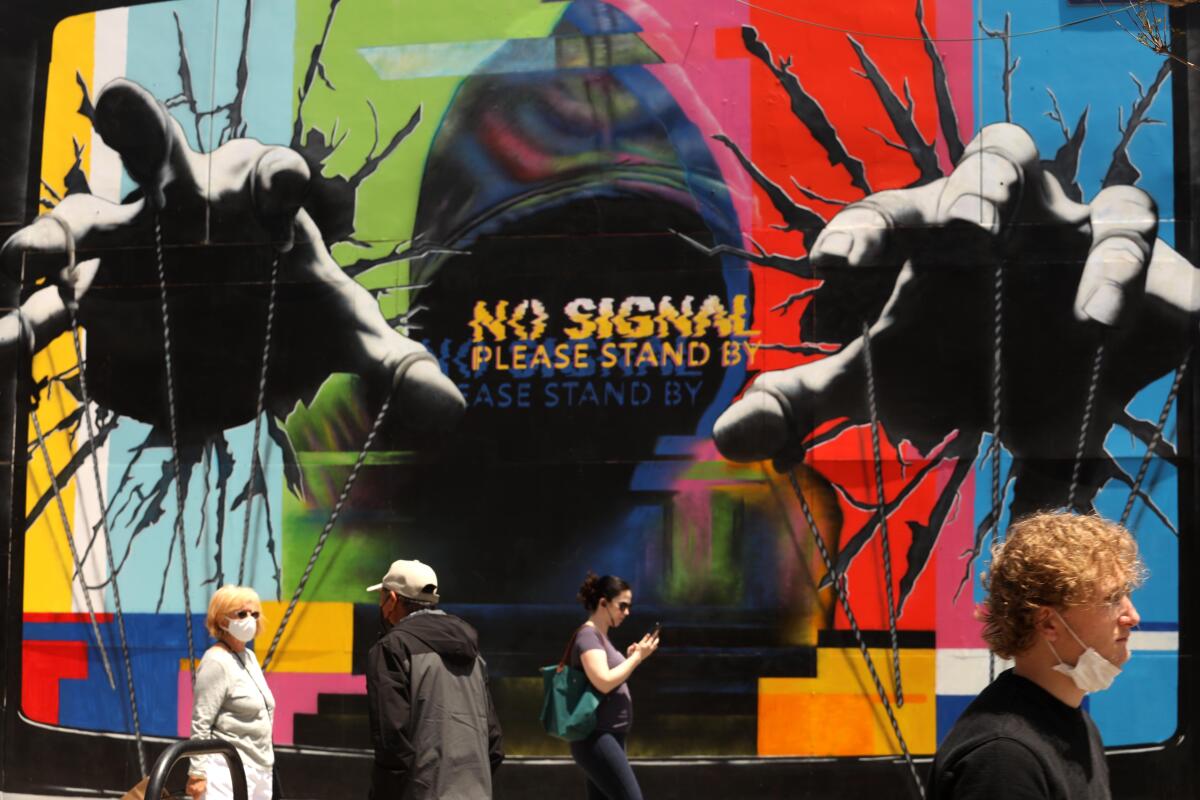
[24,13,95,613]
[258,601,354,673]
[758,647,936,756]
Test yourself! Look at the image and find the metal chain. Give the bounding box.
[154,215,197,684]
[28,408,117,690]
[1120,350,1190,528]
[40,215,145,775]
[263,350,435,669]
[988,259,1005,684]
[861,322,903,708]
[1069,341,1106,510]
[786,469,925,799]
[239,253,281,585]
[263,392,392,669]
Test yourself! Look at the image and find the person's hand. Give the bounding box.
[713,122,1195,515]
[0,78,464,442]
[185,774,206,800]
[628,632,660,662]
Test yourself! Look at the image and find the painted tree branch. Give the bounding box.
[292,0,343,148]
[75,71,95,121]
[914,0,964,165]
[342,236,462,279]
[898,452,973,611]
[713,134,826,249]
[979,14,1019,125]
[672,229,812,276]
[348,104,422,190]
[24,413,121,531]
[820,438,951,590]
[789,178,848,207]
[217,0,254,144]
[770,285,822,314]
[847,37,941,185]
[164,11,206,151]
[1042,89,1088,202]
[741,25,871,195]
[1116,410,1178,459]
[1103,59,1171,188]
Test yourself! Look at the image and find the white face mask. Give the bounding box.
[223,614,258,643]
[1046,610,1121,694]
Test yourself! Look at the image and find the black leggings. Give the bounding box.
[569,730,644,800]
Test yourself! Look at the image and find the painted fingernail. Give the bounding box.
[817,231,853,259]
[1083,282,1124,327]
[947,195,997,233]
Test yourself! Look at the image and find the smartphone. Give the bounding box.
[649,622,662,639]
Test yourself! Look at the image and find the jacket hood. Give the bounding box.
[392,610,481,664]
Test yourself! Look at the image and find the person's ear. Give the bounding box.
[1034,607,1057,642]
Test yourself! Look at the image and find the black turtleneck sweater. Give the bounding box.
[928,669,1110,799]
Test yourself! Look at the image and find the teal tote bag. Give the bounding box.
[540,627,602,741]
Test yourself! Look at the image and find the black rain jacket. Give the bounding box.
[367,610,504,800]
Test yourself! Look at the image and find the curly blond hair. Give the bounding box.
[980,512,1145,658]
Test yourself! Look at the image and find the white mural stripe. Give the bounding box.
[90,7,128,203]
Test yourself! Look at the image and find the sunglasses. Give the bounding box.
[232,610,261,620]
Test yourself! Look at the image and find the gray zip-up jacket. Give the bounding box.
[366,609,504,800]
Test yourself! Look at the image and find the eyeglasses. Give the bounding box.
[232,610,261,620]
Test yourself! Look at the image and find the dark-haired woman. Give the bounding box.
[569,572,659,800]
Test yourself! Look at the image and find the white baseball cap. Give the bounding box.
[367,559,440,603]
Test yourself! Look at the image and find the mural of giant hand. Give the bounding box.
[0,79,464,442]
[714,123,1195,520]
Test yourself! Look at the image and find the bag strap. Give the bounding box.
[557,625,586,673]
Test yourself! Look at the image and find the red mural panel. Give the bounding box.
[21,640,89,725]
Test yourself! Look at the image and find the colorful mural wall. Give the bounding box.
[1,0,1194,797]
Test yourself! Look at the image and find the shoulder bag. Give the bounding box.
[539,626,602,741]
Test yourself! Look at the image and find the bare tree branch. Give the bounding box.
[914,0,964,165]
[770,285,822,314]
[865,126,909,152]
[741,25,871,194]
[25,414,121,531]
[1103,59,1171,188]
[819,439,952,590]
[167,11,206,151]
[342,236,464,279]
[846,36,941,185]
[1116,410,1178,459]
[898,451,973,612]
[64,138,91,197]
[979,14,1018,125]
[218,0,254,144]
[712,134,826,249]
[1042,89,1088,202]
[789,178,849,207]
[75,71,95,121]
[671,229,812,276]
[347,105,422,190]
[756,342,841,355]
[292,0,343,148]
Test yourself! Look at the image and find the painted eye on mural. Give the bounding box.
[1,0,1193,798]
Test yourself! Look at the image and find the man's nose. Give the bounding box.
[1121,599,1141,628]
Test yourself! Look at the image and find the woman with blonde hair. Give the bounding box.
[185,585,276,800]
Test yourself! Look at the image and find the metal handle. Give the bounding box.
[145,739,248,800]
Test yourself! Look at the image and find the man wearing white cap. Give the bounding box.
[365,559,504,799]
